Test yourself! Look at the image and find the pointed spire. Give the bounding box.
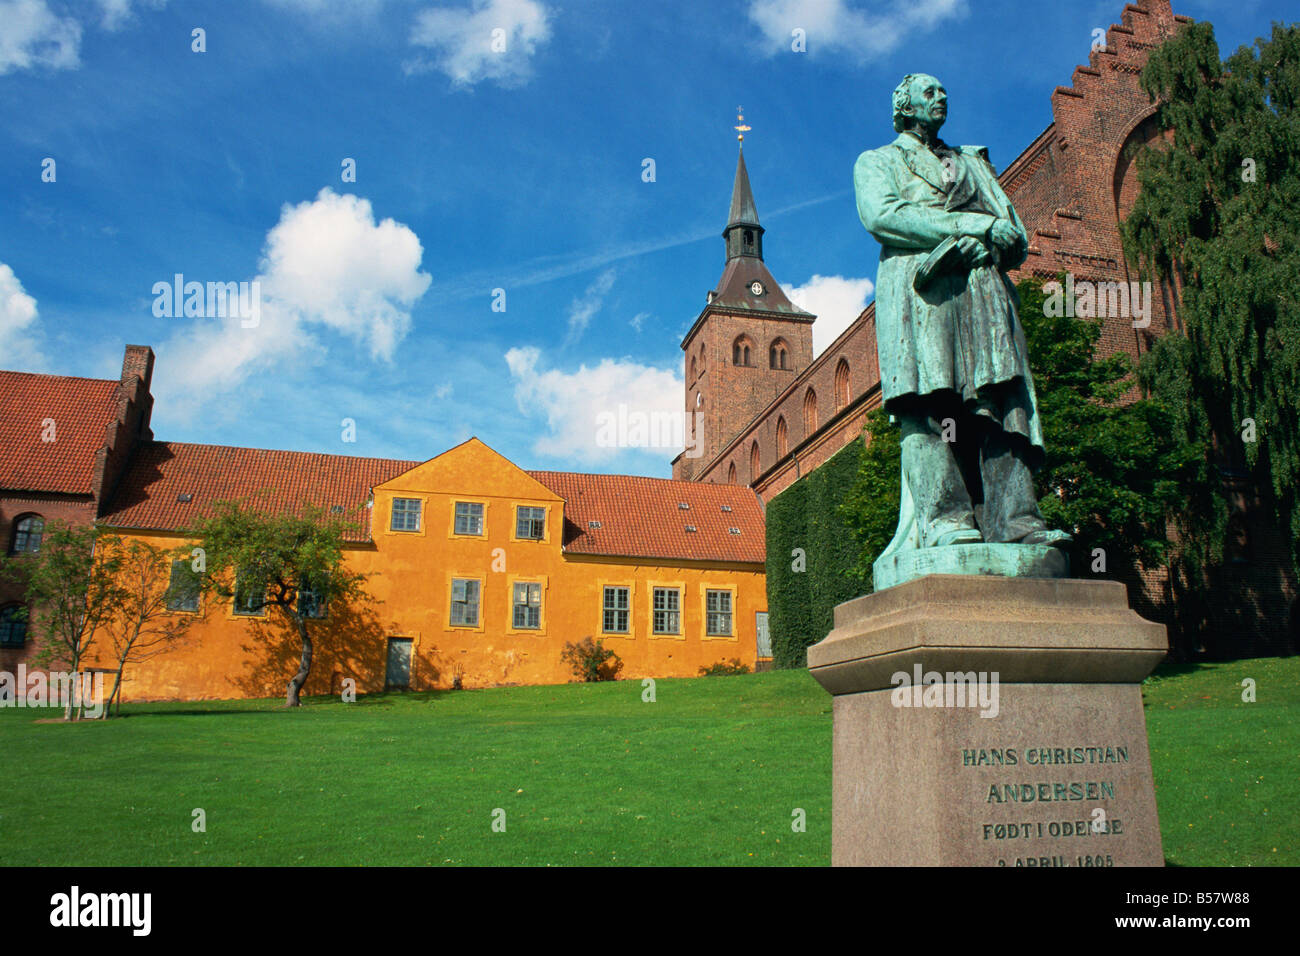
[723,146,764,261]
[727,148,761,229]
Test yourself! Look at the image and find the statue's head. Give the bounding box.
[892,73,947,134]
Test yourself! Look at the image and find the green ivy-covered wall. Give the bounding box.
[764,440,869,668]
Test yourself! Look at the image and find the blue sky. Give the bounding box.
[0,0,1288,476]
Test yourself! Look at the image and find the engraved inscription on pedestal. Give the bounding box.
[812,576,1167,867]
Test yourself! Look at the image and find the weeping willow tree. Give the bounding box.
[1120,20,1300,654]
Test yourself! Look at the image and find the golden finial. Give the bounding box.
[735,106,751,144]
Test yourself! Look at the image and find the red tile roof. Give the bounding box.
[99,442,417,542]
[529,471,765,564]
[0,371,121,495]
[99,441,767,564]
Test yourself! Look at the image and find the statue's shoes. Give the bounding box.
[1019,528,1073,547]
[933,528,984,546]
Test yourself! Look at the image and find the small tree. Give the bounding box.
[189,500,367,707]
[98,537,199,716]
[0,522,123,720]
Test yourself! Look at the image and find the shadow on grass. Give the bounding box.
[1147,659,1212,681]
[107,688,460,719]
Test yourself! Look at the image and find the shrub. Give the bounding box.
[699,659,750,676]
[561,637,623,682]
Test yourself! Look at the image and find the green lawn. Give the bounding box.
[1,658,1295,866]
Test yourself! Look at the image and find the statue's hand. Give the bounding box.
[956,235,992,269]
[988,219,1021,252]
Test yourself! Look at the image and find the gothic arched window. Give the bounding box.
[732,335,754,367]
[9,515,43,554]
[776,416,788,458]
[835,359,851,409]
[803,388,818,433]
[769,338,789,370]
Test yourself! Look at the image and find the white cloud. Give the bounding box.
[0,0,172,74]
[565,268,616,343]
[784,273,873,356]
[157,189,432,415]
[629,311,649,333]
[257,189,432,360]
[260,0,389,15]
[505,346,682,464]
[406,0,552,88]
[0,0,81,75]
[748,0,966,59]
[0,262,43,368]
[97,0,168,31]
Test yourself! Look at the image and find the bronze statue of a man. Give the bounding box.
[854,73,1070,553]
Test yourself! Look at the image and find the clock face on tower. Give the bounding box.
[750,280,764,296]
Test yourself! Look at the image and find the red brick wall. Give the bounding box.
[675,308,813,480]
[0,494,97,672]
[1,344,156,677]
[692,308,882,499]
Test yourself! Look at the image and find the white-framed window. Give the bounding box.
[451,578,480,626]
[391,497,421,532]
[454,501,484,535]
[515,505,546,540]
[603,586,629,633]
[706,589,733,636]
[233,571,266,617]
[164,559,200,612]
[297,576,328,619]
[512,582,542,629]
[653,587,681,635]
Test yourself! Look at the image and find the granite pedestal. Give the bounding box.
[808,574,1167,867]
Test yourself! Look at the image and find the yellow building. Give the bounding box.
[94,437,768,700]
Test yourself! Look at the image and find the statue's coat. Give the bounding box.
[854,133,1045,457]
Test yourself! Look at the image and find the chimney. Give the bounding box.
[122,344,154,391]
[94,345,156,515]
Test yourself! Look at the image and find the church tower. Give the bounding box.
[673,132,815,482]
